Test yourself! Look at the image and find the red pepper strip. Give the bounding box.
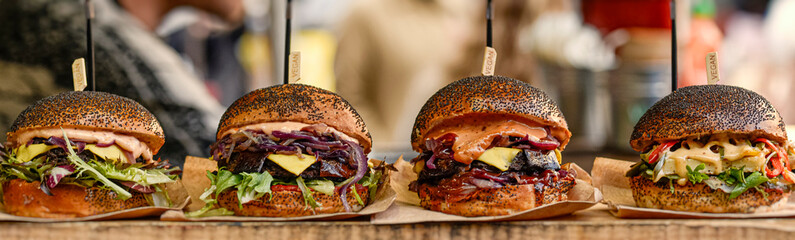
[647,141,677,164]
[756,138,789,180]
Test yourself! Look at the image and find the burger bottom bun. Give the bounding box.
[629,176,790,213]
[216,185,369,217]
[2,179,150,218]
[417,177,576,217]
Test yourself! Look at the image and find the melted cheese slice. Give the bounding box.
[13,128,152,163]
[267,153,318,175]
[476,147,521,171]
[15,143,131,163]
[655,136,767,181]
[15,144,57,163]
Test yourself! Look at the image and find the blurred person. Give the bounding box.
[335,0,557,153]
[0,0,243,166]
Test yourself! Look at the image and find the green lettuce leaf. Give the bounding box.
[306,179,335,196]
[91,161,177,186]
[62,130,133,200]
[214,169,242,197]
[296,176,320,209]
[236,171,274,207]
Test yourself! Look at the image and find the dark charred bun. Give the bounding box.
[411,75,570,151]
[629,176,789,213]
[7,91,164,153]
[1,179,150,218]
[630,85,786,152]
[217,84,372,152]
[216,186,369,217]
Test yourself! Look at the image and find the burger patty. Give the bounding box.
[38,148,146,166]
[415,149,560,185]
[219,150,357,181]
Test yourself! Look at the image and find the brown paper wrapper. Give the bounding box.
[0,179,190,222]
[593,157,795,219]
[370,157,599,224]
[161,156,396,221]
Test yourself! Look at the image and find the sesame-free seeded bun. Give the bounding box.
[7,91,164,153]
[216,84,372,152]
[629,84,787,152]
[411,75,570,152]
[1,179,150,219]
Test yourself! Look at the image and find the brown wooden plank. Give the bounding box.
[2,207,795,240]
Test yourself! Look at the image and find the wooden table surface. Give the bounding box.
[2,205,795,240]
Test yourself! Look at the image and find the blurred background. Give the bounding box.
[0,0,793,170]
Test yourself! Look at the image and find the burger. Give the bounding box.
[190,84,384,217]
[626,84,795,213]
[408,76,576,217]
[0,91,179,218]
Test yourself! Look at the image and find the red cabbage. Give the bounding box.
[121,181,155,193]
[46,165,76,189]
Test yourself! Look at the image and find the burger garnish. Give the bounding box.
[626,85,795,213]
[0,91,179,218]
[626,135,794,199]
[188,84,384,217]
[409,76,575,216]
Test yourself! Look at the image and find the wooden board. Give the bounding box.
[2,205,795,239]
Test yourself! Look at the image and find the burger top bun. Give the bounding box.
[630,84,787,152]
[7,91,165,153]
[411,75,571,152]
[217,84,372,152]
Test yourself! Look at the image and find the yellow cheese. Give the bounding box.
[15,144,57,162]
[475,147,521,171]
[14,143,130,163]
[267,153,318,175]
[85,144,129,163]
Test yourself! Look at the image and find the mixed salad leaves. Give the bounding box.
[0,129,179,205]
[627,138,795,199]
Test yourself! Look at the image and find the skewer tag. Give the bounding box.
[71,58,87,91]
[481,47,497,76]
[288,51,301,83]
[706,52,720,85]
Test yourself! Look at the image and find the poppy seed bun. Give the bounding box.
[629,176,789,213]
[217,84,372,152]
[417,176,575,216]
[411,75,570,152]
[1,179,150,219]
[215,186,369,217]
[630,85,786,152]
[7,91,164,153]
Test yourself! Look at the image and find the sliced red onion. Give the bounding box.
[529,140,559,150]
[470,178,503,189]
[337,139,367,212]
[46,165,76,189]
[470,168,510,184]
[425,155,437,170]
